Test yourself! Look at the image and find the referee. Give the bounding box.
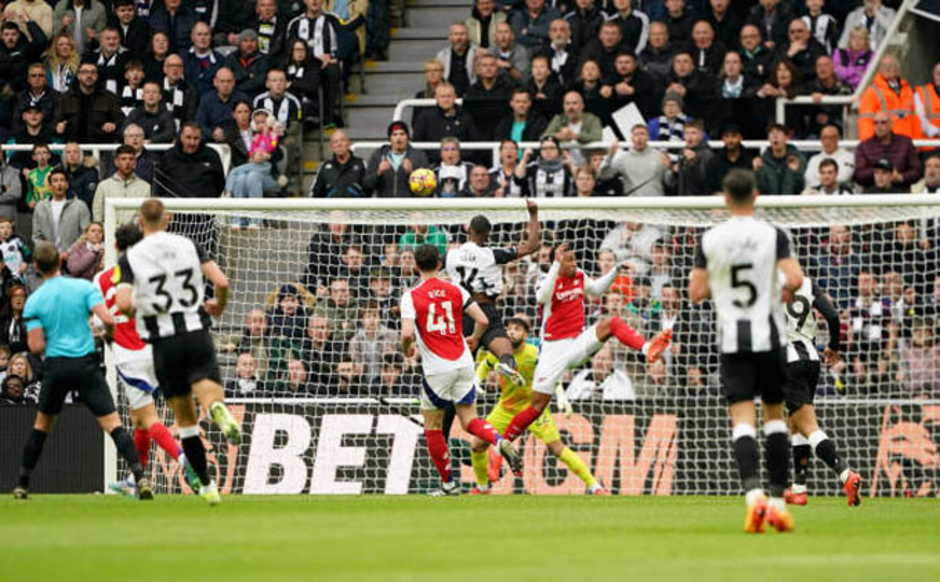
[13,242,152,500]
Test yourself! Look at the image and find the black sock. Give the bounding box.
[442,405,456,438]
[733,436,761,492]
[499,353,517,370]
[814,438,847,477]
[110,427,144,482]
[793,444,812,486]
[18,429,48,489]
[766,433,790,498]
[182,435,211,485]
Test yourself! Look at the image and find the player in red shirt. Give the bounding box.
[401,245,522,495]
[500,243,673,463]
[96,224,200,496]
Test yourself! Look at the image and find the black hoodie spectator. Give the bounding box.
[154,135,225,197]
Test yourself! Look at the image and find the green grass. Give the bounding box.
[1,495,938,581]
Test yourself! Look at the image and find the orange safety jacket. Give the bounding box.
[914,83,940,136]
[858,73,920,140]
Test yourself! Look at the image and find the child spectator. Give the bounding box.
[0,218,30,283]
[348,302,397,380]
[225,352,263,397]
[24,143,53,209]
[119,60,146,116]
[223,109,288,228]
[801,0,839,55]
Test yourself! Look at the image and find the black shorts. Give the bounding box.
[719,349,786,405]
[462,301,507,350]
[151,329,222,399]
[784,359,821,413]
[39,354,116,417]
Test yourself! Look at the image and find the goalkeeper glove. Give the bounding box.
[554,384,572,418]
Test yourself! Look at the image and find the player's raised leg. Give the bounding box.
[789,403,860,507]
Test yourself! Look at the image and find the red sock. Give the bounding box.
[467,418,501,446]
[503,406,541,441]
[610,316,645,351]
[425,430,452,483]
[149,422,180,461]
[133,428,150,468]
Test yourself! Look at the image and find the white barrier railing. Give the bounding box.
[1,143,233,175]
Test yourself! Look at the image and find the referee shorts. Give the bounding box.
[39,354,116,417]
[462,301,507,351]
[719,349,786,406]
[784,360,821,414]
[151,329,222,399]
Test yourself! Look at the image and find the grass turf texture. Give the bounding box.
[1,495,937,581]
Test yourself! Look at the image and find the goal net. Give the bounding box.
[104,196,940,498]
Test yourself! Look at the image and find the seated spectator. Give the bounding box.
[0,224,28,286]
[809,224,863,309]
[0,373,33,404]
[776,18,825,83]
[712,51,761,134]
[840,0,895,52]
[706,0,742,50]
[514,135,576,197]
[280,357,313,394]
[464,53,515,141]
[467,0,505,49]
[333,359,373,395]
[92,144,149,222]
[7,351,40,401]
[149,0,196,54]
[433,137,474,197]
[913,152,940,194]
[707,123,756,193]
[0,21,48,98]
[86,27,128,96]
[282,40,319,124]
[436,22,478,97]
[804,56,852,136]
[863,158,904,194]
[489,22,529,84]
[43,33,78,93]
[746,0,791,51]
[600,51,658,122]
[602,124,668,197]
[268,283,313,357]
[144,32,170,85]
[608,0,649,54]
[59,142,97,209]
[364,121,431,198]
[225,352,264,397]
[415,58,446,100]
[117,60,146,116]
[511,0,557,49]
[802,158,854,195]
[0,160,22,223]
[805,124,856,186]
[54,62,124,143]
[461,164,497,197]
[123,81,176,143]
[8,106,56,170]
[23,143,53,208]
[367,266,400,324]
[254,0,289,63]
[568,59,609,124]
[751,63,805,127]
[65,221,103,280]
[154,122,226,198]
[300,314,343,390]
[663,0,695,46]
[648,92,691,142]
[315,277,360,344]
[223,100,253,167]
[524,55,563,120]
[224,29,271,100]
[253,68,302,139]
[858,56,918,141]
[542,90,602,163]
[413,82,477,162]
[224,111,286,226]
[348,301,397,380]
[566,343,634,399]
[32,167,89,252]
[664,119,714,195]
[689,20,726,79]
[833,26,873,91]
[663,49,715,118]
[0,283,28,353]
[160,54,198,132]
[580,20,624,79]
[854,111,921,190]
[312,129,367,198]
[490,139,523,197]
[495,88,547,143]
[379,351,419,396]
[898,320,940,398]
[756,123,806,195]
[221,308,271,379]
[112,0,149,57]
[565,0,603,55]
[739,23,773,81]
[542,18,578,86]
[914,61,940,140]
[302,216,358,291]
[12,62,57,135]
[196,67,247,144]
[638,20,673,83]
[183,22,222,95]
[399,223,448,256]
[114,123,155,183]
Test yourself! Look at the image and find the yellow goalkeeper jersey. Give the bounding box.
[475,344,538,415]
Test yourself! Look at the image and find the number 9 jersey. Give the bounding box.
[400,277,475,375]
[117,231,211,342]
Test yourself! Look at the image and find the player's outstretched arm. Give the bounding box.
[465,302,489,352]
[778,257,804,295]
[400,318,416,358]
[90,302,115,342]
[584,260,621,297]
[515,199,541,258]
[536,243,565,304]
[201,260,230,316]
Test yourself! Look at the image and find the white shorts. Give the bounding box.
[114,343,159,411]
[533,325,604,395]
[420,365,477,411]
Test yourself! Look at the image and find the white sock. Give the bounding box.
[588,482,603,493]
[745,488,765,506]
[476,483,490,492]
[768,497,786,512]
[839,469,851,483]
[641,342,650,356]
[792,484,807,494]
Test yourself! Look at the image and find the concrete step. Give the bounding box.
[364,60,425,74]
[358,73,425,98]
[387,40,444,61]
[406,5,468,27]
[346,107,399,132]
[392,26,449,40]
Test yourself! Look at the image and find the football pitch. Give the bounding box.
[1,495,938,581]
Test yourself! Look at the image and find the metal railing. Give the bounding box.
[1,143,233,176]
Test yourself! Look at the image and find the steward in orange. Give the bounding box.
[914,62,940,139]
[858,56,919,140]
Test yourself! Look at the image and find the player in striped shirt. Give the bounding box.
[498,243,672,457]
[782,276,861,506]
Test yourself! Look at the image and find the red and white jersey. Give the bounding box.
[95,265,147,351]
[400,276,474,375]
[537,262,618,341]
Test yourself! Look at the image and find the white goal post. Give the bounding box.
[102,195,940,497]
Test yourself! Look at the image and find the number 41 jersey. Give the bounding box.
[400,277,474,375]
[117,231,211,342]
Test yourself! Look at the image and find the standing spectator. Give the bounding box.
[607,0,649,54]
[809,224,863,309]
[91,144,149,222]
[0,283,28,354]
[524,55,562,120]
[833,27,872,91]
[1,21,47,116]
[600,51,659,121]
[311,130,367,198]
[413,83,477,163]
[489,21,530,84]
[13,62,57,135]
[54,62,124,143]
[0,157,21,221]
[154,122,225,197]
[9,107,55,170]
[801,0,838,55]
[756,123,806,195]
[59,142,97,209]
[87,27,128,96]
[801,158,854,195]
[746,0,792,51]
[494,88,547,143]
[32,167,90,253]
[514,136,576,197]
[116,60,145,116]
[602,124,669,197]
[804,55,852,136]
[287,0,341,127]
[542,18,577,86]
[663,49,716,119]
[183,22,222,95]
[854,111,921,189]
[161,54,199,131]
[858,56,918,141]
[542,90,602,162]
[914,61,940,140]
[148,0,196,54]
[195,67,248,144]
[804,124,855,186]
[4,0,52,40]
[463,53,515,141]
[123,81,175,143]
[435,22,478,97]
[52,0,106,56]
[839,0,895,52]
[112,0,149,58]
[65,221,103,280]
[43,33,78,93]
[565,0,604,55]
[466,0,505,49]
[363,121,430,198]
[707,123,756,193]
[348,301,397,380]
[580,20,624,79]
[224,29,271,100]
[510,0,558,49]
[143,34,170,85]
[663,119,714,195]
[689,20,726,79]
[638,20,673,83]
[254,0,289,63]
[706,0,743,50]
[663,0,695,46]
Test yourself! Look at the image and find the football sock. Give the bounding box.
[731,423,761,492]
[442,405,456,438]
[764,420,790,498]
[503,406,541,441]
[149,422,180,461]
[471,449,489,486]
[808,429,847,478]
[768,497,786,512]
[499,353,518,370]
[609,317,646,351]
[466,418,500,446]
[110,427,144,483]
[179,425,211,485]
[791,433,811,491]
[18,428,48,489]
[425,429,452,483]
[558,447,596,487]
[133,428,150,467]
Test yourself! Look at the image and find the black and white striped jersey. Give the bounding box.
[694,216,789,354]
[444,242,517,298]
[785,276,842,363]
[117,231,211,342]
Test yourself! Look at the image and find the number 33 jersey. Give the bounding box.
[400,277,475,375]
[444,242,517,298]
[695,216,790,354]
[117,231,211,342]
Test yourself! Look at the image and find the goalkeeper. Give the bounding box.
[468,315,607,495]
